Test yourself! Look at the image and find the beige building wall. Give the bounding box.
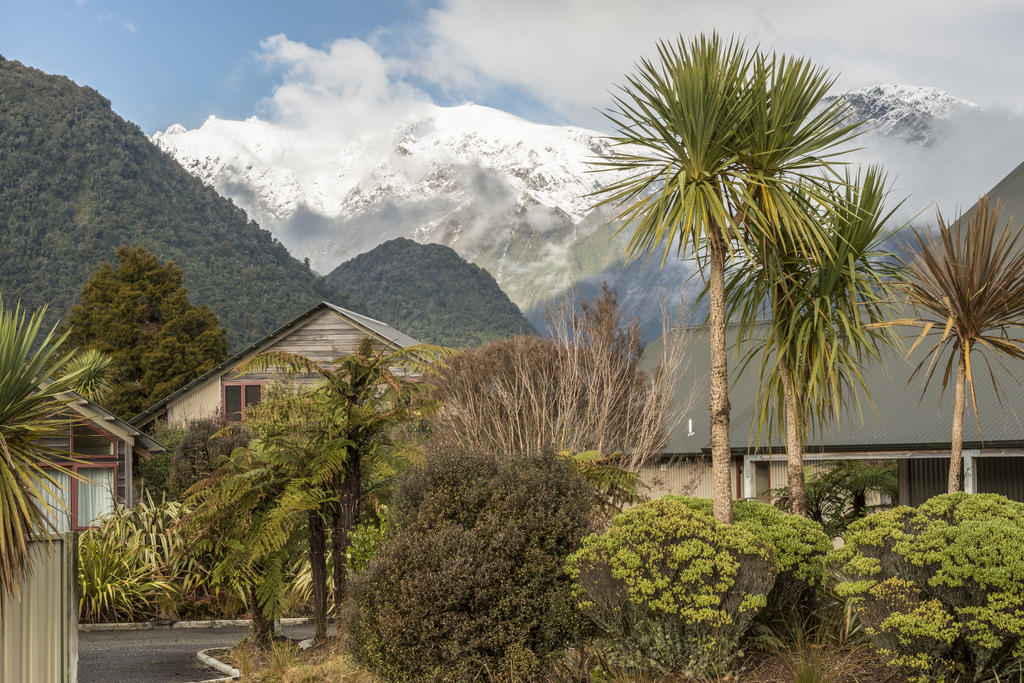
[164,309,399,427]
[166,376,222,427]
[639,457,743,500]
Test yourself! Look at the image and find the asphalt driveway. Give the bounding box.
[78,623,316,683]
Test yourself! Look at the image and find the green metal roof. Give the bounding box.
[647,322,1024,456]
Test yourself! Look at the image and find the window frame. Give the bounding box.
[223,381,263,422]
[40,461,118,531]
[66,421,119,530]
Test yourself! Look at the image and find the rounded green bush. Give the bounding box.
[833,493,1024,682]
[350,451,593,681]
[565,496,777,677]
[672,497,830,616]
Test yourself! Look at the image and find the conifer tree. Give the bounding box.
[64,246,228,417]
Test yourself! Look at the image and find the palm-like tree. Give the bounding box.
[62,348,115,402]
[0,299,91,597]
[725,167,898,515]
[235,339,444,617]
[887,197,1024,493]
[590,33,858,522]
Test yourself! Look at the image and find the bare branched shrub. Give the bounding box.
[428,285,690,471]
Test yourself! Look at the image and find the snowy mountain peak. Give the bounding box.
[151,82,984,338]
[824,83,977,145]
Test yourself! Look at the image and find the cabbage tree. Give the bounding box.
[591,33,859,521]
[885,197,1024,493]
[725,167,898,515]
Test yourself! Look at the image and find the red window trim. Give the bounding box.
[223,382,263,422]
[42,461,118,531]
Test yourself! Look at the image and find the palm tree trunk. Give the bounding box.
[778,353,807,516]
[332,454,361,618]
[308,509,328,642]
[948,346,967,493]
[708,228,733,524]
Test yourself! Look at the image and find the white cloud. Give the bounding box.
[123,20,135,34]
[256,34,431,136]
[423,0,1024,124]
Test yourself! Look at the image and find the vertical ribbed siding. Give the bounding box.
[908,458,948,506]
[638,457,745,500]
[976,456,1024,502]
[1,535,76,682]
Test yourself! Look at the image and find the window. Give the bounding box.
[33,464,116,531]
[224,383,262,421]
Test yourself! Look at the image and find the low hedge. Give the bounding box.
[566,496,777,677]
[833,493,1024,682]
[673,497,830,617]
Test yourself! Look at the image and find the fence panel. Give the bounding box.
[0,534,78,683]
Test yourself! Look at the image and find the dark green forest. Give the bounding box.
[325,238,537,347]
[0,56,347,349]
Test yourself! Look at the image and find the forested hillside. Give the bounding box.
[324,238,537,347]
[0,56,347,349]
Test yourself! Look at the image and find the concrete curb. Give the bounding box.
[80,616,311,631]
[195,648,240,680]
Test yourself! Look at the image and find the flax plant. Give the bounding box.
[883,196,1024,492]
[590,33,859,521]
[0,298,92,598]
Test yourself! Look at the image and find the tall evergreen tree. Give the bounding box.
[64,246,228,417]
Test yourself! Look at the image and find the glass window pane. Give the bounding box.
[225,385,242,421]
[77,467,115,528]
[33,471,71,534]
[244,384,261,409]
[73,425,115,456]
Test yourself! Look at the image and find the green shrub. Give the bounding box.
[78,503,177,622]
[167,419,249,499]
[77,496,243,623]
[833,493,1024,681]
[566,496,777,677]
[673,497,830,617]
[350,451,593,681]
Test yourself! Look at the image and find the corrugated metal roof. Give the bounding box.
[37,378,167,453]
[130,301,419,425]
[648,322,1024,455]
[321,302,419,348]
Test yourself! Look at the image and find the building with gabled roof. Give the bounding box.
[130,301,419,428]
[37,379,167,530]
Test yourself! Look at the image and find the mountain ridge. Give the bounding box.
[150,81,977,340]
[324,237,538,347]
[0,56,350,349]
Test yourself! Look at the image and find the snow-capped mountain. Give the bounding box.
[151,83,981,337]
[824,83,977,145]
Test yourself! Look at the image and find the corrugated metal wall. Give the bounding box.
[907,458,948,506]
[638,458,743,499]
[0,535,77,683]
[977,457,1024,502]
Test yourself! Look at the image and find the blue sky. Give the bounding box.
[1,1,443,131]
[5,1,1024,136]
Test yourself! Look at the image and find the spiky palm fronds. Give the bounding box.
[590,32,859,268]
[728,166,900,442]
[0,298,93,598]
[881,196,1024,490]
[893,197,1024,411]
[589,32,861,522]
[61,348,115,403]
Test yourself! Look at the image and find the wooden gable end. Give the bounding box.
[226,308,390,381]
